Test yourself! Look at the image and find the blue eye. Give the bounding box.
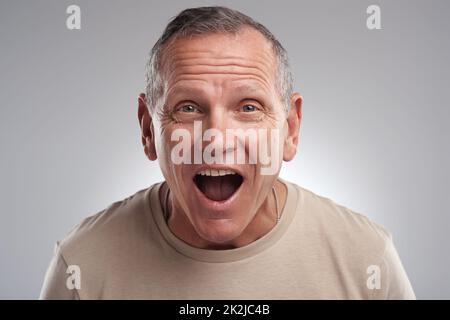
[241,104,258,112]
[179,105,199,113]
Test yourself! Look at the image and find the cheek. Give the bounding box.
[157,124,180,161]
[245,124,284,165]
[153,125,177,177]
[157,125,195,176]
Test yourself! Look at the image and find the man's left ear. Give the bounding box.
[283,93,303,161]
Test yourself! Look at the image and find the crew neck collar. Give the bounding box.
[147,178,299,263]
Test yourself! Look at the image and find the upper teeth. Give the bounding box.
[197,169,237,176]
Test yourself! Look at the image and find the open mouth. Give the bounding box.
[193,169,244,202]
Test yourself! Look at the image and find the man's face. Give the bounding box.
[144,28,300,244]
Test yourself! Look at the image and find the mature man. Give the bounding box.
[40,6,415,299]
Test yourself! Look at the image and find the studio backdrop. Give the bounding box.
[0,0,449,299]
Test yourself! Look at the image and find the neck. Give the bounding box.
[159,179,287,250]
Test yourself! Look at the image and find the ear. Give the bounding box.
[138,93,157,161]
[283,92,302,161]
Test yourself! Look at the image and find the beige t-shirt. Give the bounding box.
[40,179,415,299]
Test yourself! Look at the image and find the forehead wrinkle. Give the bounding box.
[162,48,277,90]
[229,81,268,94]
[166,82,207,97]
[167,73,273,97]
[169,68,272,90]
[169,79,268,94]
[161,28,276,69]
[161,33,279,101]
[167,52,274,68]
[163,30,276,62]
[168,78,209,91]
[166,75,273,97]
[169,79,267,95]
[164,58,274,94]
[166,54,274,77]
[171,62,273,81]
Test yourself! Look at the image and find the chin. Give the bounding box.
[195,218,245,245]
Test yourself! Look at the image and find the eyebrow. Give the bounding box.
[167,85,204,98]
[232,83,267,94]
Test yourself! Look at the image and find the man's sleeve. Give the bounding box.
[39,242,80,300]
[376,236,416,299]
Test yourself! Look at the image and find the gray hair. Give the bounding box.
[145,6,293,116]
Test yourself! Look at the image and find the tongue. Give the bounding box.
[197,175,241,201]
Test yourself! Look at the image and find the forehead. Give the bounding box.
[159,27,278,92]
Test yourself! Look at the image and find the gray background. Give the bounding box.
[0,0,449,299]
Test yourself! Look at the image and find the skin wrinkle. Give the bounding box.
[160,31,276,105]
[162,29,276,65]
[165,55,274,72]
[164,63,273,95]
[169,61,273,75]
[170,59,274,69]
[166,77,271,95]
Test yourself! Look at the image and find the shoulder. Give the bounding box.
[56,182,162,267]
[287,180,392,264]
[40,182,165,299]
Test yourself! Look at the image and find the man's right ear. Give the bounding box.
[138,93,157,161]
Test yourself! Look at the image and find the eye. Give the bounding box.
[241,104,259,112]
[178,104,200,113]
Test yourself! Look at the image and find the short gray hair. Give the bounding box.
[145,6,293,115]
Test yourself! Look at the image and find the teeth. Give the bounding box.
[196,169,237,176]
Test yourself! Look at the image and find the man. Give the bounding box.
[40,6,415,299]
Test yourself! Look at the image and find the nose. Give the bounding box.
[201,105,235,162]
[204,105,230,132]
